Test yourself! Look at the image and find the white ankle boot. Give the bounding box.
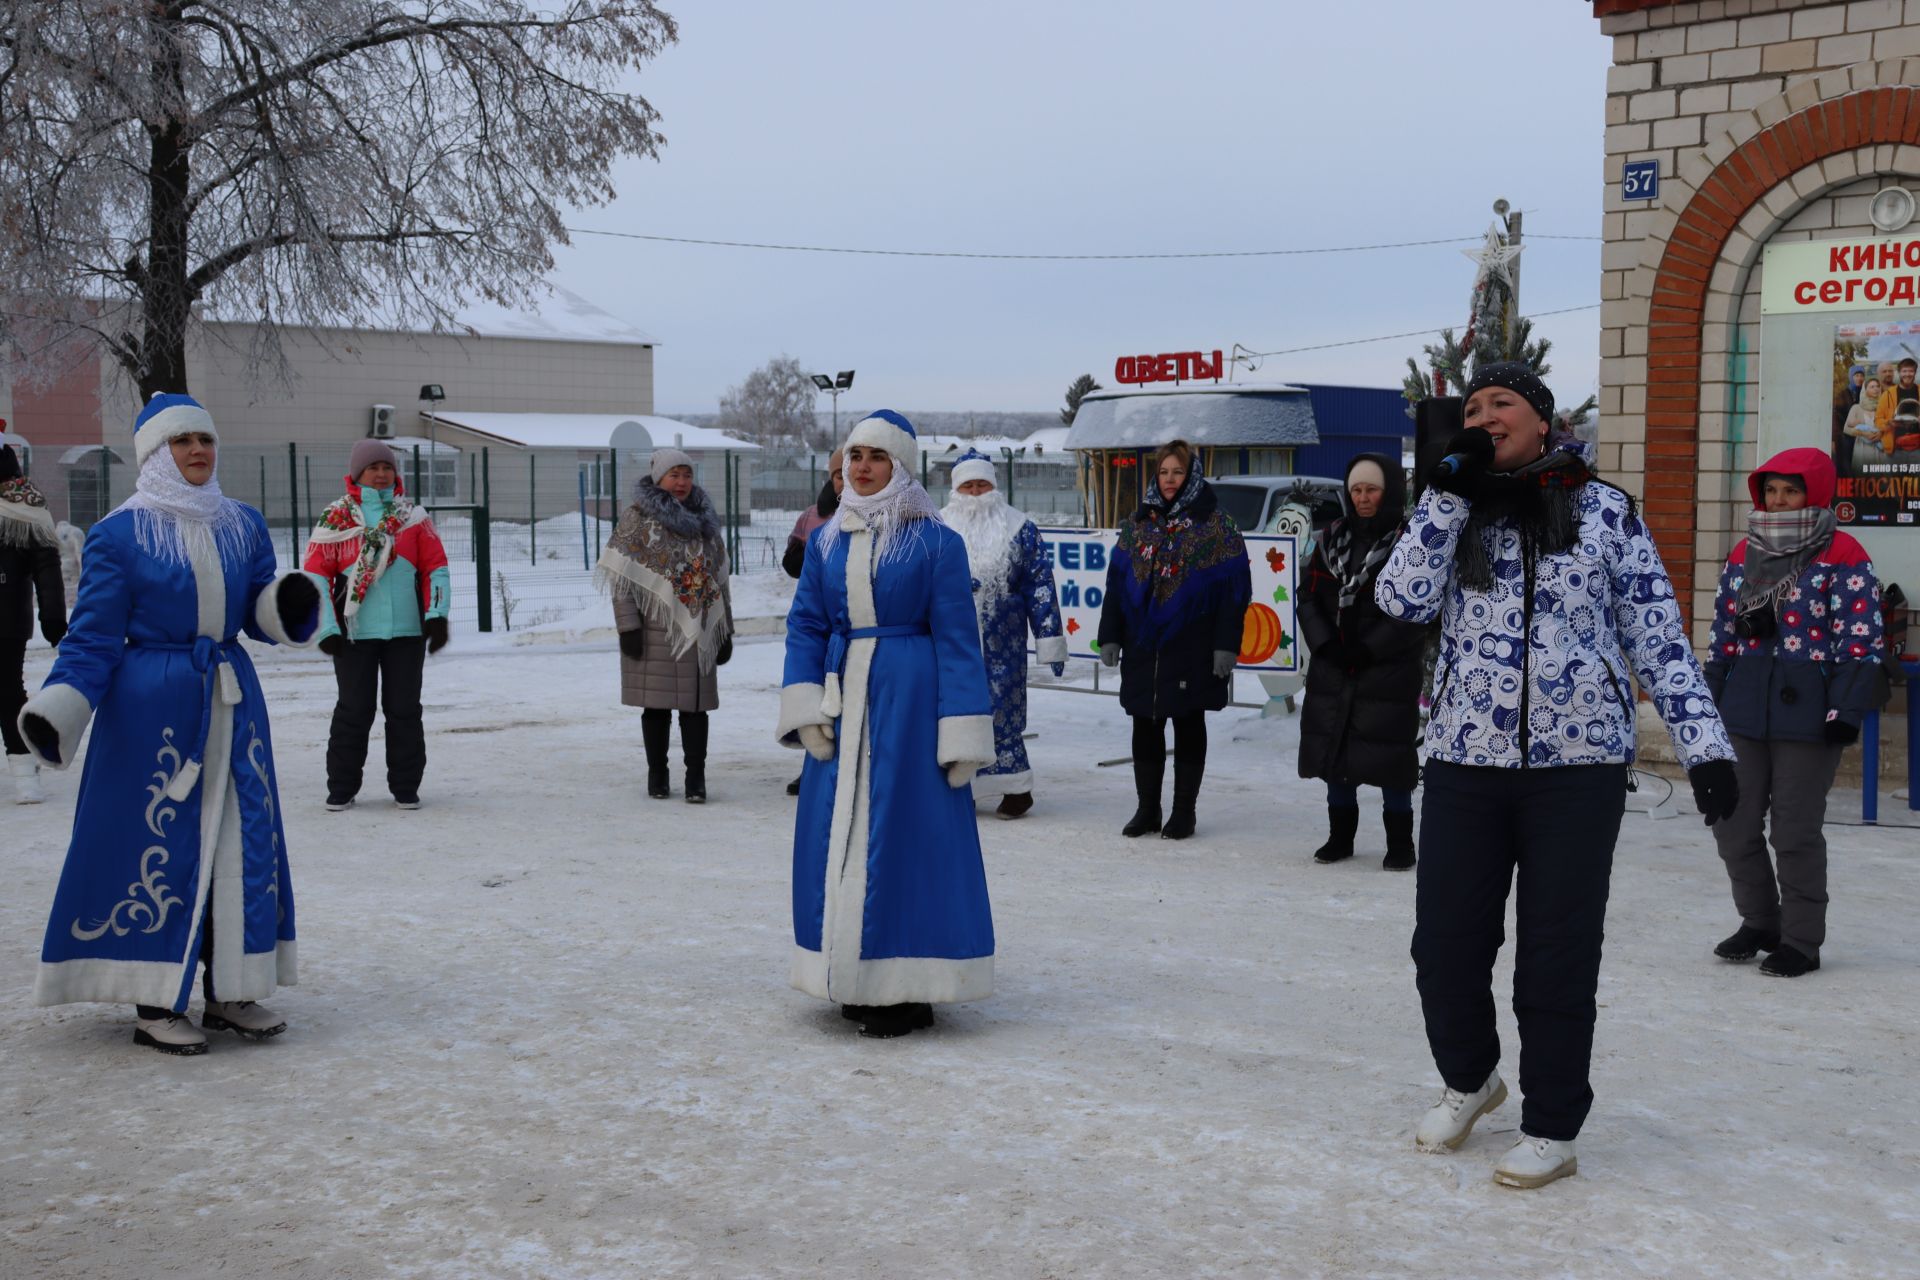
[1493,1135,1578,1188]
[7,753,46,804]
[1414,1071,1508,1152]
[133,1010,208,1056]
[202,999,287,1040]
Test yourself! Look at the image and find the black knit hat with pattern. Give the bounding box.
[1465,361,1555,426]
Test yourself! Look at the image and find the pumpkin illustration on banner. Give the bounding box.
[1239,603,1285,666]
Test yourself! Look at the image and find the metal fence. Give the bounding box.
[17,438,1087,634]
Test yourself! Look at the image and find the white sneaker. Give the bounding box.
[202,999,288,1040]
[1493,1134,1578,1189]
[133,1011,208,1056]
[1414,1071,1508,1152]
[7,753,46,804]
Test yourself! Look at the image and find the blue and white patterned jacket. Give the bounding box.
[1374,461,1733,771]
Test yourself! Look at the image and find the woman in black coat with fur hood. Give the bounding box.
[1297,453,1429,869]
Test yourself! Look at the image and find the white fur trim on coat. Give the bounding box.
[18,682,92,770]
[968,767,1033,799]
[1035,634,1069,666]
[132,402,217,467]
[777,682,830,747]
[790,947,993,1005]
[936,714,994,769]
[844,416,919,474]
[253,571,324,647]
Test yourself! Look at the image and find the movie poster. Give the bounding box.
[1832,321,1920,527]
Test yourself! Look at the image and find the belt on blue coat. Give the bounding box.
[130,635,243,802]
[823,622,930,678]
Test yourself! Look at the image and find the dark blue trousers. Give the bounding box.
[1412,761,1626,1142]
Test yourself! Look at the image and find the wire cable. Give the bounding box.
[1231,304,1601,361]
[564,226,1600,260]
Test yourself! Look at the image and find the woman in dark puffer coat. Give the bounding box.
[1,438,68,803]
[600,448,734,803]
[1297,453,1430,869]
[1095,439,1252,840]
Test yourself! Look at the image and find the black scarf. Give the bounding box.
[1455,442,1593,591]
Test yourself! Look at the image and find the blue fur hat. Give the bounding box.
[845,409,919,473]
[133,392,217,467]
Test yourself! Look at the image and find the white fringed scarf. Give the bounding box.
[824,464,940,569]
[115,449,254,575]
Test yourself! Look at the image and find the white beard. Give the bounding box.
[939,490,1028,602]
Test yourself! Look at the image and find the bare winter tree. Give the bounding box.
[0,1,677,398]
[716,355,818,446]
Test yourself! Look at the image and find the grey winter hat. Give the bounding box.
[348,437,397,482]
[650,447,695,483]
[1465,361,1555,426]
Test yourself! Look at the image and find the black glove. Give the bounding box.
[1823,717,1860,746]
[1429,427,1496,500]
[1688,758,1740,827]
[717,634,733,666]
[424,616,450,655]
[21,711,59,763]
[276,573,320,634]
[318,633,347,657]
[41,621,66,647]
[618,629,646,660]
[1312,639,1348,669]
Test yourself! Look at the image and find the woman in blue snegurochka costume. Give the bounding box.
[778,411,997,1040]
[17,393,323,1057]
[937,447,1067,819]
[1374,362,1738,1190]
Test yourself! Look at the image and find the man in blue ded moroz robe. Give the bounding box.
[938,448,1067,819]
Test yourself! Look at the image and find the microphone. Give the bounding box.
[1431,427,1494,480]
[1433,451,1477,479]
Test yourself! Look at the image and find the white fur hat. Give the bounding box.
[844,410,920,473]
[950,448,996,489]
[132,392,217,468]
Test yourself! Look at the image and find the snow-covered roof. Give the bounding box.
[425,411,758,452]
[202,283,658,347]
[57,444,127,465]
[383,434,460,455]
[1065,383,1319,451]
[1020,426,1072,455]
[920,434,1031,458]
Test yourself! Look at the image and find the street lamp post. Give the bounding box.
[809,369,856,444]
[419,383,445,501]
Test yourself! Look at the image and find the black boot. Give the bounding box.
[681,711,709,804]
[1161,719,1205,840]
[1382,810,1416,871]
[641,709,671,799]
[1313,807,1360,863]
[857,1002,934,1038]
[1122,804,1163,837]
[1123,720,1166,837]
[1716,924,1781,962]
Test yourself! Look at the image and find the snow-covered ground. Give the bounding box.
[4,634,1918,1279]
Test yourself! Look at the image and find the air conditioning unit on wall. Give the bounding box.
[370,404,395,438]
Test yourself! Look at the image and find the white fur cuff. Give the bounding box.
[777,682,831,747]
[936,714,994,769]
[254,572,324,647]
[1035,634,1069,666]
[20,682,93,770]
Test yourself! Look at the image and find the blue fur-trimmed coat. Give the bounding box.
[972,520,1067,797]
[1374,478,1734,770]
[22,504,318,1010]
[776,511,997,1005]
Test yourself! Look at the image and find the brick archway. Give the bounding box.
[1645,85,1920,605]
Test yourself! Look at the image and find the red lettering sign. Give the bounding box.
[1113,349,1226,385]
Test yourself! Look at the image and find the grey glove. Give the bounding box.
[1212,650,1238,680]
[1100,643,1121,668]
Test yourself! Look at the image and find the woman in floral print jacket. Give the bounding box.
[1373,363,1738,1191]
[1704,447,1883,979]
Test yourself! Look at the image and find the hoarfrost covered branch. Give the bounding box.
[0,0,677,397]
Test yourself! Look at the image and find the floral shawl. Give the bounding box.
[1114,473,1248,650]
[306,488,429,621]
[597,478,732,672]
[0,475,57,549]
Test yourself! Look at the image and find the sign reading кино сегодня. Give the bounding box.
[1763,236,1920,315]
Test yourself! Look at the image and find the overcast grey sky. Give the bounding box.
[543,1,1611,417]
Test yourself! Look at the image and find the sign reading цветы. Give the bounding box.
[1762,236,1920,315]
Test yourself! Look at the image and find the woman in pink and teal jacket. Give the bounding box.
[303,439,451,812]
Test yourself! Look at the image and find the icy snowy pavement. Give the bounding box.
[3,639,1917,1279]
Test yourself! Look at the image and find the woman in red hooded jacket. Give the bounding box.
[1703,447,1883,978]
